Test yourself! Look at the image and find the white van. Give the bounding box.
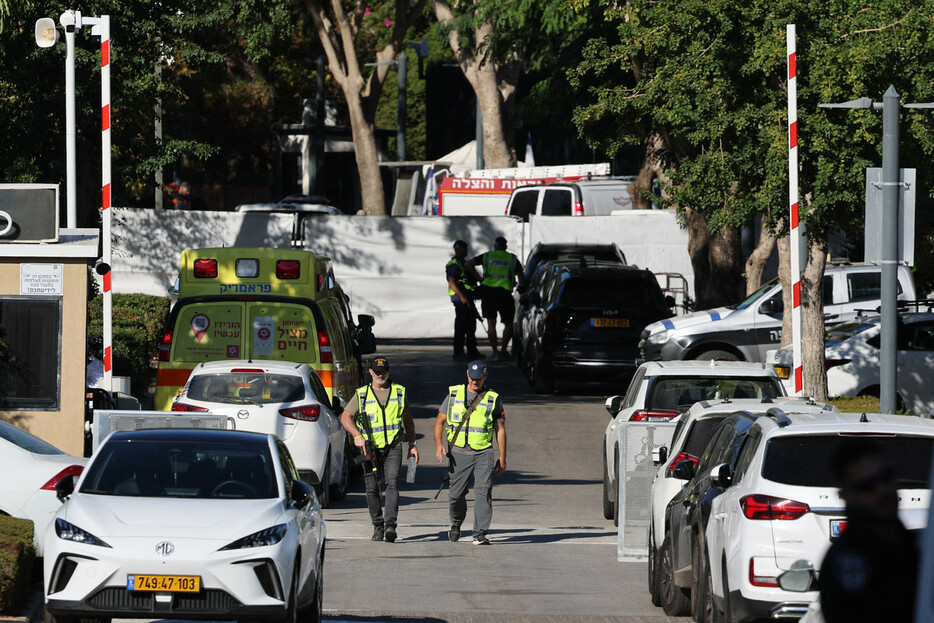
[505,178,639,222]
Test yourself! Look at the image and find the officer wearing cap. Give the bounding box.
[467,236,525,362]
[433,360,506,545]
[446,240,482,361]
[340,357,418,543]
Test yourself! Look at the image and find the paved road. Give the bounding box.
[319,339,690,622]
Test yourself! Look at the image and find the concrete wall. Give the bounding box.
[112,208,693,339]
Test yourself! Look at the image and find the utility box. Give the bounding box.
[0,184,60,243]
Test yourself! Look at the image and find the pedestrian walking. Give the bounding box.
[433,360,507,545]
[340,357,418,543]
[446,240,482,361]
[467,236,525,361]
[819,438,917,623]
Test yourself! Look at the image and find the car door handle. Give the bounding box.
[714,512,726,520]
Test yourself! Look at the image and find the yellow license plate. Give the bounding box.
[593,318,629,328]
[128,574,201,592]
[775,366,790,379]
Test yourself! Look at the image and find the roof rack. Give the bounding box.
[765,407,792,428]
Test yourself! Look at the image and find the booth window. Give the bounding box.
[0,298,61,410]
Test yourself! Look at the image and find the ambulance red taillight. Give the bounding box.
[276,260,301,279]
[573,201,584,216]
[193,259,218,278]
[158,330,173,361]
[318,331,333,363]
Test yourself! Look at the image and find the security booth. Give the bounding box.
[0,183,99,456]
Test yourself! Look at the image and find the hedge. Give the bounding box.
[0,515,36,615]
[88,293,170,399]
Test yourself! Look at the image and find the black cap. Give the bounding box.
[370,357,390,373]
[453,239,467,249]
[467,360,488,379]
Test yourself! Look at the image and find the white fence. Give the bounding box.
[111,209,693,338]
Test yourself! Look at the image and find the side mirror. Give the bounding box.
[665,295,676,308]
[289,479,313,508]
[357,314,375,329]
[605,395,623,417]
[777,560,818,592]
[653,445,669,466]
[55,474,76,503]
[332,395,345,412]
[759,297,783,315]
[710,462,732,489]
[671,460,696,481]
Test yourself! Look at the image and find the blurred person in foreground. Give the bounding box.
[820,438,918,623]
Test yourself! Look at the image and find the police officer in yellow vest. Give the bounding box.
[433,360,507,545]
[446,240,483,361]
[340,357,418,543]
[467,236,525,362]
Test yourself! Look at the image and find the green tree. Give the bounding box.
[572,0,934,399]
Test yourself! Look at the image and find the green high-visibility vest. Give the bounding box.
[445,384,499,450]
[481,250,517,291]
[355,383,405,448]
[446,257,476,297]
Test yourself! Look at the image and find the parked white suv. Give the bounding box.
[602,361,786,525]
[705,411,934,622]
[645,398,838,608]
[640,263,917,363]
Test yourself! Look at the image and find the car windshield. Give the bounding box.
[763,434,934,488]
[682,416,729,457]
[558,278,665,309]
[187,373,305,404]
[733,278,778,311]
[647,377,782,411]
[0,421,64,455]
[80,439,278,499]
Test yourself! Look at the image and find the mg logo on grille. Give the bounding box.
[155,541,175,556]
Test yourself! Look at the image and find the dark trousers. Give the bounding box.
[448,448,495,537]
[452,299,478,355]
[364,443,402,527]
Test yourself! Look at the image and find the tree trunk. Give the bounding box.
[777,232,792,348]
[346,94,386,215]
[629,133,669,210]
[801,240,828,400]
[744,216,776,295]
[685,207,744,309]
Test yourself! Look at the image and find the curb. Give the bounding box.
[0,583,43,623]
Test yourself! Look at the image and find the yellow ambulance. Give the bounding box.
[154,247,374,410]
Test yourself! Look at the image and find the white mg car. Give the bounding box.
[44,428,326,623]
[172,360,349,506]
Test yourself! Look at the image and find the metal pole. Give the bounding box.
[475,98,484,170]
[99,15,113,395]
[787,24,804,396]
[880,85,900,413]
[63,15,77,228]
[314,56,326,196]
[397,52,407,161]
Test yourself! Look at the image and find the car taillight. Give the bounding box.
[740,494,810,520]
[630,410,679,422]
[545,311,567,330]
[280,405,320,421]
[40,465,84,491]
[159,330,172,361]
[318,331,332,363]
[171,403,209,412]
[193,258,217,278]
[573,201,583,216]
[749,558,779,587]
[230,368,264,373]
[276,260,301,279]
[665,451,698,476]
[825,358,851,370]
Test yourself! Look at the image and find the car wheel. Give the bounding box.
[694,349,739,362]
[612,448,620,527]
[706,552,722,623]
[659,535,690,616]
[315,457,331,508]
[722,560,734,623]
[648,526,661,607]
[280,566,298,623]
[691,537,708,623]
[305,555,324,623]
[602,447,615,521]
[533,359,554,394]
[330,449,349,501]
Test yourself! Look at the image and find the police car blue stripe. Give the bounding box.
[663,319,675,330]
[709,311,721,321]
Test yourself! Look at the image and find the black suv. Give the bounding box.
[524,262,672,393]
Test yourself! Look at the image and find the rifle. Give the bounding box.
[433,388,487,499]
[352,388,384,485]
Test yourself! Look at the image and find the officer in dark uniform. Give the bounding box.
[446,240,482,360]
[819,438,918,623]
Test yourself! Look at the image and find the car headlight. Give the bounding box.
[647,330,670,345]
[220,524,287,551]
[55,519,111,548]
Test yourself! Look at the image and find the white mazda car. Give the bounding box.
[172,360,349,506]
[44,428,326,623]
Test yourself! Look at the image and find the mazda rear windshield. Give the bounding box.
[187,373,304,404]
[80,440,278,499]
[763,435,934,488]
